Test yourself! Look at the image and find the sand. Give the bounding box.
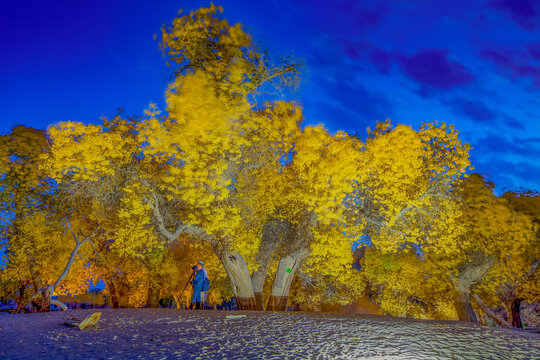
[0,309,538,359]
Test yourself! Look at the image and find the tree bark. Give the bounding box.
[510,298,522,329]
[220,251,256,310]
[251,271,266,310]
[253,292,264,311]
[502,297,522,329]
[453,290,478,323]
[267,248,309,311]
[250,219,289,311]
[449,253,493,323]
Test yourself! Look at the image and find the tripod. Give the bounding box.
[179,270,195,308]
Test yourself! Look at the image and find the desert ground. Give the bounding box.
[0,309,539,359]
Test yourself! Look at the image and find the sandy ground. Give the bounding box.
[0,309,539,359]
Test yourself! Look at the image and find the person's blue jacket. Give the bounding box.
[191,270,205,303]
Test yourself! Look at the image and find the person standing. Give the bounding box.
[191,261,210,310]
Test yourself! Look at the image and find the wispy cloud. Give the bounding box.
[398,50,474,90]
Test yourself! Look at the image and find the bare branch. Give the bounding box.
[71,231,80,245]
[86,238,103,263]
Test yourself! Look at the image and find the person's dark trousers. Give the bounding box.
[195,301,201,310]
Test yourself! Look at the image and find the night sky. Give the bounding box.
[1,0,539,193]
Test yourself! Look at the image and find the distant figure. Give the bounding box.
[191,261,210,309]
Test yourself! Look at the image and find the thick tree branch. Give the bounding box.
[148,192,184,242]
[472,294,512,329]
[148,192,217,246]
[51,299,68,311]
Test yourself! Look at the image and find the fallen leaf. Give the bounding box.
[79,312,102,330]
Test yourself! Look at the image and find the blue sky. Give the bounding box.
[1,0,539,193]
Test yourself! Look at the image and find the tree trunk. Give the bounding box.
[253,292,264,311]
[220,251,256,310]
[510,298,522,329]
[30,285,53,312]
[449,253,493,323]
[267,248,309,311]
[16,283,28,313]
[146,286,160,308]
[249,219,290,310]
[251,270,266,311]
[453,290,478,323]
[108,280,120,309]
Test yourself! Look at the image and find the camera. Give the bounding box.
[192,265,198,270]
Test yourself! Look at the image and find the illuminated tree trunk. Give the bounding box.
[450,253,493,323]
[453,290,477,323]
[220,251,256,310]
[251,270,266,310]
[267,248,309,311]
[250,219,287,310]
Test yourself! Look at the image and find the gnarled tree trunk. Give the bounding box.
[449,253,493,323]
[454,290,477,323]
[31,285,53,312]
[501,295,523,329]
[267,248,309,311]
[220,251,256,310]
[250,219,289,310]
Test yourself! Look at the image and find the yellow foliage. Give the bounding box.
[38,5,481,312]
